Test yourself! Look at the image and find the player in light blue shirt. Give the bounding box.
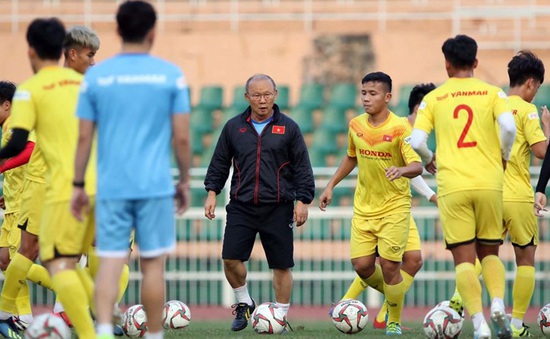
[71,2,190,338]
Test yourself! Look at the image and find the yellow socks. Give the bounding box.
[512,265,535,320]
[118,264,130,304]
[52,270,95,339]
[27,263,53,290]
[384,279,407,324]
[376,270,414,323]
[87,246,99,278]
[0,253,33,313]
[14,281,31,316]
[481,255,505,300]
[456,262,482,315]
[75,265,95,314]
[342,264,384,300]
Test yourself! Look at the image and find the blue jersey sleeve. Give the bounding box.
[172,70,190,115]
[76,79,96,121]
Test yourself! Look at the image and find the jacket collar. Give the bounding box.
[242,104,281,124]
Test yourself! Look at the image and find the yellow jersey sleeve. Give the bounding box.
[400,122,421,165]
[11,83,37,132]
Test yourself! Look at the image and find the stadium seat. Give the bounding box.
[320,106,348,133]
[190,129,204,155]
[197,85,224,111]
[327,83,357,110]
[190,106,214,133]
[310,129,339,154]
[276,85,290,111]
[229,86,248,112]
[290,106,315,134]
[533,84,550,109]
[308,149,328,167]
[296,83,325,110]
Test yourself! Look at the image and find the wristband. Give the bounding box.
[73,180,85,188]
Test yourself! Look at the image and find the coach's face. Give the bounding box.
[245,79,278,123]
[361,81,391,116]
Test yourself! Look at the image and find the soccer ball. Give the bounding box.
[423,306,463,339]
[330,299,369,334]
[24,313,71,339]
[162,300,191,330]
[123,304,148,338]
[436,300,464,318]
[537,303,550,336]
[250,302,287,334]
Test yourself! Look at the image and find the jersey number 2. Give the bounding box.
[453,104,477,148]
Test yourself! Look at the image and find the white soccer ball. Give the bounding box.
[330,299,369,334]
[23,313,71,339]
[250,302,287,334]
[162,300,191,330]
[123,304,148,338]
[436,300,464,318]
[423,306,463,339]
[538,303,550,336]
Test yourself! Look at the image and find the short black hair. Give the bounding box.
[508,50,545,87]
[0,81,16,105]
[361,72,392,93]
[26,18,65,60]
[117,0,156,43]
[442,35,477,69]
[408,83,436,115]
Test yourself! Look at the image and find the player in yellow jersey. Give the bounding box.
[501,50,549,337]
[333,83,438,330]
[0,18,97,339]
[411,35,516,339]
[319,72,423,335]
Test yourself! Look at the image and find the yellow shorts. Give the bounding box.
[39,199,96,262]
[17,179,46,236]
[438,190,503,248]
[0,213,21,258]
[503,201,538,247]
[406,216,421,252]
[350,212,410,262]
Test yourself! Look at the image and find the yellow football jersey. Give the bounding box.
[348,112,421,219]
[1,116,25,213]
[503,95,546,202]
[10,66,96,203]
[414,78,511,196]
[24,144,46,184]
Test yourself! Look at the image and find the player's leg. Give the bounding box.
[375,216,422,329]
[376,212,409,335]
[222,201,259,331]
[41,200,96,339]
[475,190,510,338]
[94,199,134,339]
[504,201,537,337]
[260,202,295,322]
[439,191,491,338]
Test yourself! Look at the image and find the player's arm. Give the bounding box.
[411,129,436,174]
[531,105,550,159]
[319,155,357,211]
[0,141,34,173]
[535,144,550,213]
[172,113,190,214]
[0,128,29,159]
[410,176,437,205]
[497,112,516,164]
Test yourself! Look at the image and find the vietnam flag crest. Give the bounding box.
[382,134,393,142]
[272,125,286,134]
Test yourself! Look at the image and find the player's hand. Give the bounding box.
[502,158,508,171]
[294,201,308,227]
[425,154,437,174]
[429,194,438,207]
[385,166,404,181]
[318,188,333,211]
[0,196,5,210]
[541,105,550,127]
[535,192,547,217]
[174,181,190,215]
[204,191,217,220]
[70,187,89,222]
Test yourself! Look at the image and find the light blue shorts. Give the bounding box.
[96,196,175,258]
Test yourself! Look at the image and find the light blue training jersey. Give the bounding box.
[76,53,190,200]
